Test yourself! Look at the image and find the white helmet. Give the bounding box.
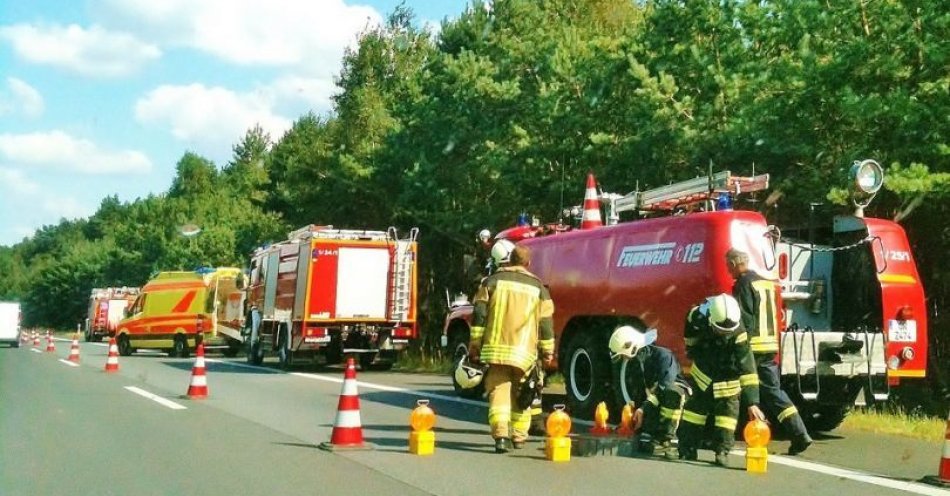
[454,356,485,389]
[491,239,515,265]
[701,293,741,335]
[609,325,658,361]
[477,229,492,244]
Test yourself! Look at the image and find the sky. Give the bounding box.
[0,0,471,247]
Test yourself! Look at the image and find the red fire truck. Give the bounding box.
[84,287,140,342]
[244,225,419,370]
[443,160,928,431]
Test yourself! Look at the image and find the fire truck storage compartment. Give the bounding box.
[305,243,391,320]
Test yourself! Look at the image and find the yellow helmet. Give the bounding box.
[454,356,486,389]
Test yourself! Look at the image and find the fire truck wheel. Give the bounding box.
[277,331,293,370]
[563,332,612,419]
[222,338,241,358]
[612,356,640,414]
[246,337,264,365]
[117,334,132,357]
[804,404,850,432]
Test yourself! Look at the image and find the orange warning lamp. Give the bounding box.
[545,404,572,462]
[616,403,635,436]
[409,399,436,455]
[743,419,771,448]
[410,399,436,432]
[744,418,771,473]
[546,405,572,438]
[590,401,610,435]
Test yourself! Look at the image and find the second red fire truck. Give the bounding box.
[243,225,419,370]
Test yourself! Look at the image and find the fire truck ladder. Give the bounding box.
[783,324,820,401]
[388,227,418,321]
[604,170,770,221]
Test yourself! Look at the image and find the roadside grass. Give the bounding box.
[393,350,454,375]
[842,406,945,441]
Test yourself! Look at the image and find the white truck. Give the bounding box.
[0,301,22,348]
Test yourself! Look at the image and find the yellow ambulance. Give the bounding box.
[116,268,245,357]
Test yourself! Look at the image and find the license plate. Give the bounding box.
[304,336,330,344]
[888,320,916,342]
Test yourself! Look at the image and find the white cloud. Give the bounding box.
[263,76,336,114]
[100,0,379,72]
[0,23,161,77]
[0,167,40,195]
[135,83,293,156]
[41,195,93,220]
[0,131,153,174]
[0,78,45,118]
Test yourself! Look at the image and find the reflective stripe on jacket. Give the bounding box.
[471,266,554,372]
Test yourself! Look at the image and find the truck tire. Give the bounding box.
[117,334,132,357]
[245,312,264,365]
[222,338,241,358]
[804,404,850,432]
[277,329,293,371]
[172,334,190,358]
[564,332,612,420]
[611,356,642,415]
[247,337,264,365]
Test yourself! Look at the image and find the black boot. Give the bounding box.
[788,433,813,455]
[494,438,510,453]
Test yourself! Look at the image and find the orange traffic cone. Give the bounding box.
[924,412,950,487]
[32,331,39,347]
[45,332,56,353]
[319,357,373,451]
[67,336,81,363]
[185,343,208,399]
[580,173,603,230]
[104,337,120,373]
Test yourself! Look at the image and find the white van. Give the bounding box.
[0,301,21,348]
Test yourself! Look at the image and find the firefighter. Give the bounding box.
[608,325,689,459]
[469,240,555,453]
[726,248,813,455]
[678,293,765,466]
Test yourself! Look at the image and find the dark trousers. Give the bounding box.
[678,387,739,453]
[641,384,688,443]
[756,359,809,439]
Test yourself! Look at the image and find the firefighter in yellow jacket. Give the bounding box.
[469,240,555,453]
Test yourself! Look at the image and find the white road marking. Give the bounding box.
[731,449,950,496]
[208,359,947,494]
[57,359,79,367]
[30,348,42,353]
[124,386,187,410]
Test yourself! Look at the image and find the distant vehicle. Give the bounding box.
[243,225,419,370]
[0,301,21,348]
[84,287,140,342]
[116,268,245,357]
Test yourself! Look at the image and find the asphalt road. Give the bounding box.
[2,339,948,496]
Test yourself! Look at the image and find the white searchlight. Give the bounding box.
[849,159,884,217]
